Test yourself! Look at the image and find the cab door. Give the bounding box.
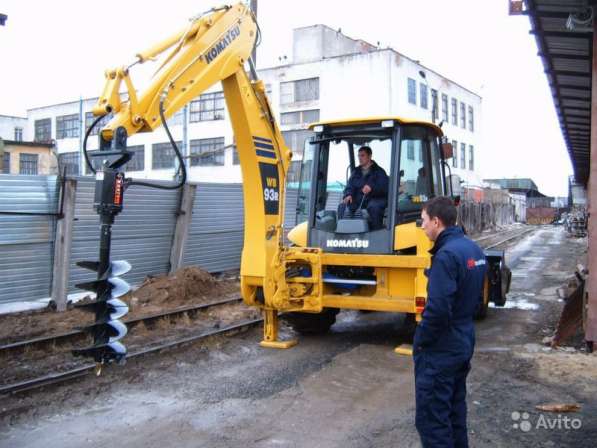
[396,126,444,224]
[295,138,315,225]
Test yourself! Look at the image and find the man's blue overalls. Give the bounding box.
[413,226,487,448]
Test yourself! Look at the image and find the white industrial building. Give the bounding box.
[16,25,483,185]
[0,115,27,142]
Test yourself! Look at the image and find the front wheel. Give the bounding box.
[283,308,339,335]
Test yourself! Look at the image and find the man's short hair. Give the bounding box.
[423,196,458,227]
[358,146,372,156]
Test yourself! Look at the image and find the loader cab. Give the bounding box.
[293,117,447,254]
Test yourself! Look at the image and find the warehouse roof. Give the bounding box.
[524,0,593,185]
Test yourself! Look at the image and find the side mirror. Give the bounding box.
[441,142,453,159]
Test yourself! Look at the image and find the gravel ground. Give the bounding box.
[1,226,596,447]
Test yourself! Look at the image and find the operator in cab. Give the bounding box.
[338,146,389,230]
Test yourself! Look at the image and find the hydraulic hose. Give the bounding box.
[84,100,186,190]
[127,97,186,190]
[83,114,105,175]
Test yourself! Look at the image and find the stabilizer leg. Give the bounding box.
[260,308,297,349]
[394,344,413,356]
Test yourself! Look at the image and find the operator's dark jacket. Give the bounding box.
[414,225,486,356]
[342,161,389,204]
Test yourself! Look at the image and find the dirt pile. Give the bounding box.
[0,267,239,344]
[131,266,219,308]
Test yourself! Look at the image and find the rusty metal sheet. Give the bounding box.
[553,282,584,346]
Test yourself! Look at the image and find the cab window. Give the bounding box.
[398,126,437,215]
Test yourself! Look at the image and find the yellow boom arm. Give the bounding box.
[93,3,294,340]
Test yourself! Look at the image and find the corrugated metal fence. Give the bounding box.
[0,175,60,303]
[68,178,180,293]
[184,183,245,272]
[458,201,515,235]
[0,175,253,305]
[1,175,513,305]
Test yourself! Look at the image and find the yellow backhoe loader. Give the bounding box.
[72,3,510,366]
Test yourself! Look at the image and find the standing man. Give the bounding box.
[338,146,388,230]
[414,196,486,447]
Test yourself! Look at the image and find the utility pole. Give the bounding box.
[250,0,257,67]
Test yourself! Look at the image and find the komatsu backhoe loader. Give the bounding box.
[73,3,510,365]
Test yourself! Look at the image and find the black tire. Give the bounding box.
[488,259,511,307]
[401,313,417,334]
[504,265,512,296]
[283,308,339,335]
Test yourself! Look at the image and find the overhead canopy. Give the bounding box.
[525,0,593,185]
[308,116,443,136]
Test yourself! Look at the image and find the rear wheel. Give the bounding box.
[487,258,511,307]
[284,308,339,335]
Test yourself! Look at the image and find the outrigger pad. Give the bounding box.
[394,344,413,356]
[260,340,298,349]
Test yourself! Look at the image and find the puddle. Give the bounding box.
[476,346,511,353]
[491,297,539,311]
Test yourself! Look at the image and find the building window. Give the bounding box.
[280,77,319,105]
[468,106,474,132]
[14,127,23,141]
[152,141,182,169]
[451,99,457,126]
[407,78,417,105]
[452,140,458,168]
[166,110,184,127]
[56,114,80,139]
[441,94,448,122]
[85,112,112,136]
[469,145,474,171]
[58,152,80,176]
[2,152,10,173]
[189,91,225,122]
[420,83,428,109]
[126,145,145,171]
[282,129,313,159]
[34,118,52,142]
[280,109,320,126]
[19,153,39,175]
[282,129,314,183]
[190,137,225,166]
[431,89,438,122]
[460,142,466,168]
[233,146,240,165]
[460,102,466,129]
[407,140,415,160]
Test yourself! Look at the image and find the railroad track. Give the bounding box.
[483,228,535,250]
[473,227,529,246]
[1,229,536,396]
[0,296,243,355]
[0,297,262,395]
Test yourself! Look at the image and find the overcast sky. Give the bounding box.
[0,0,572,196]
